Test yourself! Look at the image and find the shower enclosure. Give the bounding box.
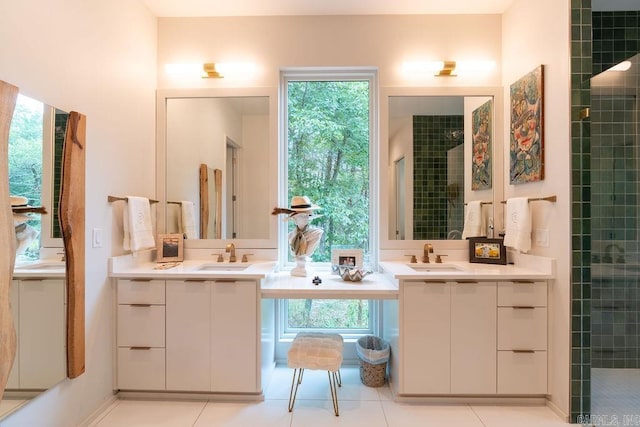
[590,52,640,420]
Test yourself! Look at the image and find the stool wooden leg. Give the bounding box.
[328,371,340,416]
[288,368,303,412]
[336,369,342,387]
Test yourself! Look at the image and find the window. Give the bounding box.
[279,69,378,338]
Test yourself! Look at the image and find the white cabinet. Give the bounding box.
[7,278,66,390]
[450,281,496,394]
[116,278,261,394]
[402,281,450,394]
[210,280,258,393]
[399,280,496,395]
[496,280,547,395]
[116,279,166,390]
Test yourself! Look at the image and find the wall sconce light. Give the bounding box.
[202,63,223,78]
[402,60,496,77]
[165,62,257,79]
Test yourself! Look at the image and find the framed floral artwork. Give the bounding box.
[471,99,492,190]
[509,65,544,184]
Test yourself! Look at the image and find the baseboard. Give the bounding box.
[546,397,570,423]
[77,393,119,427]
[117,391,264,402]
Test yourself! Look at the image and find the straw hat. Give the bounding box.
[288,195,320,213]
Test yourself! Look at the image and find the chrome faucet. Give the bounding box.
[422,243,433,263]
[226,243,237,262]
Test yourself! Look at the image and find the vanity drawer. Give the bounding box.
[497,350,547,394]
[117,279,165,305]
[117,347,165,390]
[117,305,165,347]
[497,307,547,350]
[497,281,547,307]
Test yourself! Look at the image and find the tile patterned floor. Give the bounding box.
[89,366,569,426]
[591,368,640,425]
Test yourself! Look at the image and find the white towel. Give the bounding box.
[503,197,532,252]
[123,196,155,252]
[180,201,198,239]
[461,201,485,239]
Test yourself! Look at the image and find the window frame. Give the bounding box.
[276,68,380,345]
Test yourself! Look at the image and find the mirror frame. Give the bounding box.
[379,86,504,250]
[156,88,278,249]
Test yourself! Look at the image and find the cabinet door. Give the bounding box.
[450,281,496,394]
[18,279,66,389]
[402,281,450,394]
[211,280,258,393]
[166,280,210,391]
[6,280,19,388]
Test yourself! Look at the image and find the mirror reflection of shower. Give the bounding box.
[226,137,239,239]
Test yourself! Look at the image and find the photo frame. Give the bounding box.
[509,64,544,184]
[331,248,363,271]
[471,99,492,190]
[156,233,184,263]
[468,237,507,265]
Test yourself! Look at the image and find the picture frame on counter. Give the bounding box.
[468,237,507,265]
[331,248,363,272]
[157,233,184,263]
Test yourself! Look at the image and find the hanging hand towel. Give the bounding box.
[461,201,485,239]
[123,196,155,253]
[503,197,532,252]
[181,201,198,239]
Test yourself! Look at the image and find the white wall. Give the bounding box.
[502,0,571,419]
[0,0,157,425]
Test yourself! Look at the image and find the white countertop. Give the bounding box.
[109,258,279,280]
[262,271,398,299]
[13,259,66,278]
[379,260,555,281]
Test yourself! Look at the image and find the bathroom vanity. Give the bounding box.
[109,253,554,402]
[7,261,66,394]
[380,259,554,399]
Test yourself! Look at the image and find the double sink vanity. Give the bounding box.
[108,250,554,402]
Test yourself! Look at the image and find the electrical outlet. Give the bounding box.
[534,228,549,247]
[92,228,103,248]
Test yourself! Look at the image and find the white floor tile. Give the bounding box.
[291,400,387,427]
[194,400,292,427]
[382,402,485,427]
[92,400,206,427]
[470,405,567,427]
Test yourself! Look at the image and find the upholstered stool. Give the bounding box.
[287,332,344,416]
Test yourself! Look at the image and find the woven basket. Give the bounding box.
[359,360,387,387]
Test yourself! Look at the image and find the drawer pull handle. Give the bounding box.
[130,304,152,307]
[130,279,152,282]
[20,278,45,282]
[215,279,237,283]
[456,280,478,284]
[130,346,151,350]
[184,279,207,283]
[512,280,535,284]
[512,349,535,353]
[423,280,446,284]
[513,306,535,309]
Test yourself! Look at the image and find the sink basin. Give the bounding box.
[196,263,250,272]
[407,264,466,273]
[15,262,65,271]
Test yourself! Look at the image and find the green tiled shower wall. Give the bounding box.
[571,1,640,421]
[412,115,464,240]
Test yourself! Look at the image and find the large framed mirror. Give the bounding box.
[0,85,85,420]
[380,87,504,250]
[156,88,278,249]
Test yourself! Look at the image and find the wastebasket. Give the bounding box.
[356,335,390,387]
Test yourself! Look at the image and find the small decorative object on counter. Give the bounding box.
[312,276,322,285]
[272,196,323,277]
[332,265,372,282]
